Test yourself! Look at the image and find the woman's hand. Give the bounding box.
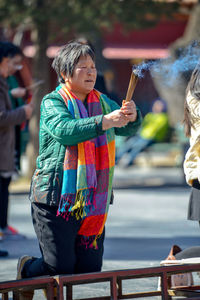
[23,102,34,120]
[102,109,129,130]
[120,100,137,122]
[11,87,26,98]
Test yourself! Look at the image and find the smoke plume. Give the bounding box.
[133,41,200,86]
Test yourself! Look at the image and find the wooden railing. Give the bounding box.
[0,275,55,299]
[1,264,200,299]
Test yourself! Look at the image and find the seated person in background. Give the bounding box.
[171,245,200,260]
[115,99,169,167]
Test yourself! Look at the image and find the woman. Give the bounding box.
[1,42,29,239]
[184,64,200,224]
[16,41,141,286]
[157,65,200,290]
[163,64,200,267]
[0,42,33,249]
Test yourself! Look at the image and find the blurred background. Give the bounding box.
[0,0,199,179]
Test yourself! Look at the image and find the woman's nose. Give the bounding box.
[87,67,95,74]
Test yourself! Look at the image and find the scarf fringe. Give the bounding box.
[57,188,95,220]
[79,235,100,249]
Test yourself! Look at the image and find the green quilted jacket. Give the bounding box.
[29,89,142,206]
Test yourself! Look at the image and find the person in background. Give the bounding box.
[115,99,169,167]
[7,43,27,172]
[0,42,33,244]
[184,63,200,227]
[160,63,200,276]
[16,40,141,300]
[5,42,30,239]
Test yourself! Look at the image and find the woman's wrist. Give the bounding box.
[102,115,112,130]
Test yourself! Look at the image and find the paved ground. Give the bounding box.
[0,166,199,299]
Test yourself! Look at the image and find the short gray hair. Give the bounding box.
[52,40,95,84]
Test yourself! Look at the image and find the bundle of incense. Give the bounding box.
[25,79,44,91]
[125,69,139,102]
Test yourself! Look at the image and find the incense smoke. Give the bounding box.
[133,42,200,86]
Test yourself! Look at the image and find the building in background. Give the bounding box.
[4,0,195,116]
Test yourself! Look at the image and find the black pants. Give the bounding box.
[188,179,200,221]
[0,176,11,229]
[23,202,105,278]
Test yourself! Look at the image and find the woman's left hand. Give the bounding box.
[120,100,137,122]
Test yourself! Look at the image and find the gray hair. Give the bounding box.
[52,41,95,84]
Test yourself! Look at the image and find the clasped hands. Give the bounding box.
[102,100,137,130]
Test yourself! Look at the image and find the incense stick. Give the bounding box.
[125,70,138,102]
[25,80,44,91]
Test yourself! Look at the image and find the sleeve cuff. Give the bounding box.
[94,115,105,135]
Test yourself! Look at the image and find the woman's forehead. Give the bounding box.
[76,55,95,64]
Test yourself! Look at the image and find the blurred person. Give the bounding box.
[7,44,27,172]
[5,43,30,239]
[184,62,200,225]
[16,41,141,299]
[0,42,33,242]
[115,99,169,167]
[158,63,200,287]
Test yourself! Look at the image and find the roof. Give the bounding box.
[102,20,188,59]
[102,47,169,59]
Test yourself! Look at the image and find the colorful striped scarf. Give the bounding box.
[57,85,115,247]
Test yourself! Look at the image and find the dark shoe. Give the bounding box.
[16,256,34,300]
[17,255,33,280]
[0,249,8,257]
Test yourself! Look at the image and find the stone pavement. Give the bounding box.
[0,166,199,299]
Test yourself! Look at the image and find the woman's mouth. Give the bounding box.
[85,79,94,83]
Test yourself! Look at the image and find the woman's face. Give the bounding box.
[0,57,10,78]
[8,54,23,76]
[65,55,97,101]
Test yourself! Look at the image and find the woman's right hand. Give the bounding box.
[23,103,34,120]
[102,109,129,130]
[11,87,26,98]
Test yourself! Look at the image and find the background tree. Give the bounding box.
[0,0,179,176]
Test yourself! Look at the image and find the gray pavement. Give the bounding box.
[0,166,199,299]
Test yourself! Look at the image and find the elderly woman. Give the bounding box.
[17,41,141,288]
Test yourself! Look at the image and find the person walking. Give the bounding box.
[0,42,33,245]
[16,40,142,299]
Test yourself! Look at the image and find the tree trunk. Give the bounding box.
[26,22,50,178]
